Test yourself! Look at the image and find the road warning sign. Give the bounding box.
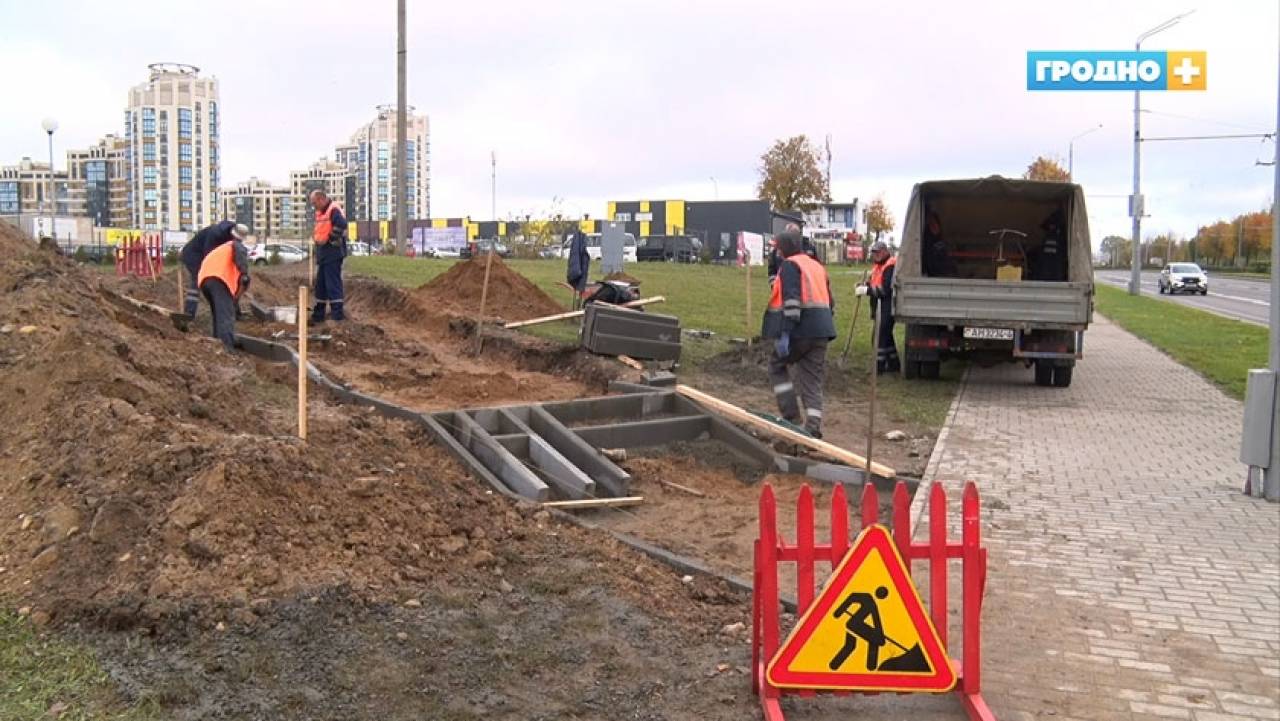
[767,524,956,692]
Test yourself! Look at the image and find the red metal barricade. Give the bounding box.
[753,481,995,720]
[115,233,164,279]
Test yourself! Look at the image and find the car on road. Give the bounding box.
[1158,263,1208,295]
[249,243,308,266]
[559,233,638,263]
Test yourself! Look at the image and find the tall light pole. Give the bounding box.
[395,0,408,254]
[1263,26,1280,501]
[1068,123,1102,180]
[710,176,719,200]
[41,118,57,240]
[491,151,496,220]
[1130,10,1195,295]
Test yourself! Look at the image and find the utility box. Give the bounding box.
[582,303,681,361]
[1240,369,1277,469]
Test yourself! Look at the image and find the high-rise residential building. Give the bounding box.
[65,135,130,229]
[289,158,354,239]
[337,105,429,222]
[0,158,82,218]
[125,63,220,232]
[221,177,299,239]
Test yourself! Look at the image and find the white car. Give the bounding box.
[560,233,638,263]
[1158,262,1208,295]
[349,241,372,257]
[250,243,309,266]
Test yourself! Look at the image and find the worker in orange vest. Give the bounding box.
[309,189,348,322]
[197,235,250,352]
[857,240,900,374]
[762,230,836,438]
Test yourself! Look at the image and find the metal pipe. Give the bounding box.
[1264,13,1280,501]
[395,0,408,254]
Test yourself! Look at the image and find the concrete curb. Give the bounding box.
[909,365,971,539]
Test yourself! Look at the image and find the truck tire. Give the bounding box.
[1034,360,1053,386]
[920,361,941,380]
[1052,364,1074,388]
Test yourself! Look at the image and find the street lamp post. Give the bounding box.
[1130,11,1194,295]
[710,176,719,201]
[1068,124,1102,180]
[41,118,58,241]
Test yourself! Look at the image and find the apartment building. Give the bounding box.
[337,105,429,222]
[125,63,220,231]
[221,177,299,239]
[65,135,130,228]
[0,158,82,218]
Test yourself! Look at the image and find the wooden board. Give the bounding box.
[503,296,666,329]
[542,496,644,510]
[675,385,897,478]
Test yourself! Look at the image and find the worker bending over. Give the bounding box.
[762,230,836,438]
[180,221,247,317]
[309,190,348,322]
[197,233,250,352]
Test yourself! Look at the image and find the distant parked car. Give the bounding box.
[637,235,701,263]
[1158,262,1208,295]
[349,241,371,257]
[461,239,512,259]
[249,243,308,266]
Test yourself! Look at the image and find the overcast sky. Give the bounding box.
[2,0,1275,245]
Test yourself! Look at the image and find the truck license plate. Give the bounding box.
[963,327,1014,341]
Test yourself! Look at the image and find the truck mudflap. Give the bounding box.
[1013,329,1083,360]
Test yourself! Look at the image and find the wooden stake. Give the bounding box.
[502,296,666,329]
[745,259,753,349]
[474,250,496,355]
[676,384,896,478]
[657,478,706,498]
[866,302,880,475]
[176,266,185,315]
[542,496,644,510]
[298,285,309,441]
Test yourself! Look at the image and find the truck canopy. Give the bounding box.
[897,176,1092,285]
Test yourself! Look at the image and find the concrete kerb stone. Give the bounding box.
[911,364,972,539]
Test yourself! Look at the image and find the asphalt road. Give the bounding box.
[1095,270,1271,326]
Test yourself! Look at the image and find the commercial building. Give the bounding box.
[606,199,784,261]
[125,63,220,232]
[802,200,866,239]
[65,135,130,229]
[221,177,298,239]
[335,105,430,223]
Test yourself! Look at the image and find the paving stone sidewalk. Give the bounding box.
[922,316,1280,720]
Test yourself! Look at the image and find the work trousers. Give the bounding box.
[201,279,238,352]
[871,301,899,373]
[769,337,828,435]
[183,261,201,317]
[313,258,345,321]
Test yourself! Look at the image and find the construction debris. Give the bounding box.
[582,303,681,361]
[542,496,645,510]
[503,296,666,329]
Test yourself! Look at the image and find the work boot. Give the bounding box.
[311,302,326,324]
[805,426,823,440]
[330,302,346,322]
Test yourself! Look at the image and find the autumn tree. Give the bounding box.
[756,135,830,211]
[1099,235,1131,267]
[865,197,894,242]
[1023,156,1070,182]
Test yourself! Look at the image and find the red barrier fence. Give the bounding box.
[753,481,994,720]
[115,233,164,279]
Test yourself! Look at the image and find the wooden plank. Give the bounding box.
[617,355,645,370]
[675,384,897,478]
[542,496,644,510]
[502,296,666,329]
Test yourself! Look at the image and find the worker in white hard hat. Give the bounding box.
[180,221,248,318]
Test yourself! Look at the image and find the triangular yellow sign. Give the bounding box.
[767,524,955,692]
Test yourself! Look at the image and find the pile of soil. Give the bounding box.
[411,256,563,322]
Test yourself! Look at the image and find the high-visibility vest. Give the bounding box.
[768,253,832,311]
[313,202,341,244]
[870,256,897,290]
[197,242,242,297]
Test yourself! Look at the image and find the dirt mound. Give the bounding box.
[412,256,563,321]
[0,222,532,627]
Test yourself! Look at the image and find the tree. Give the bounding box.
[1099,235,1131,267]
[1023,156,1070,182]
[756,135,830,211]
[865,197,894,242]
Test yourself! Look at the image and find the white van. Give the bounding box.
[560,233,637,263]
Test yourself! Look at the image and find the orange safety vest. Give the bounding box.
[768,253,832,310]
[313,202,341,244]
[869,256,897,290]
[197,242,242,297]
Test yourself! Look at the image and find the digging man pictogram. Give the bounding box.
[828,586,891,671]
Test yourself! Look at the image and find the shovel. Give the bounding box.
[837,269,870,368]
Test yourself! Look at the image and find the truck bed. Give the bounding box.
[895,278,1093,330]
